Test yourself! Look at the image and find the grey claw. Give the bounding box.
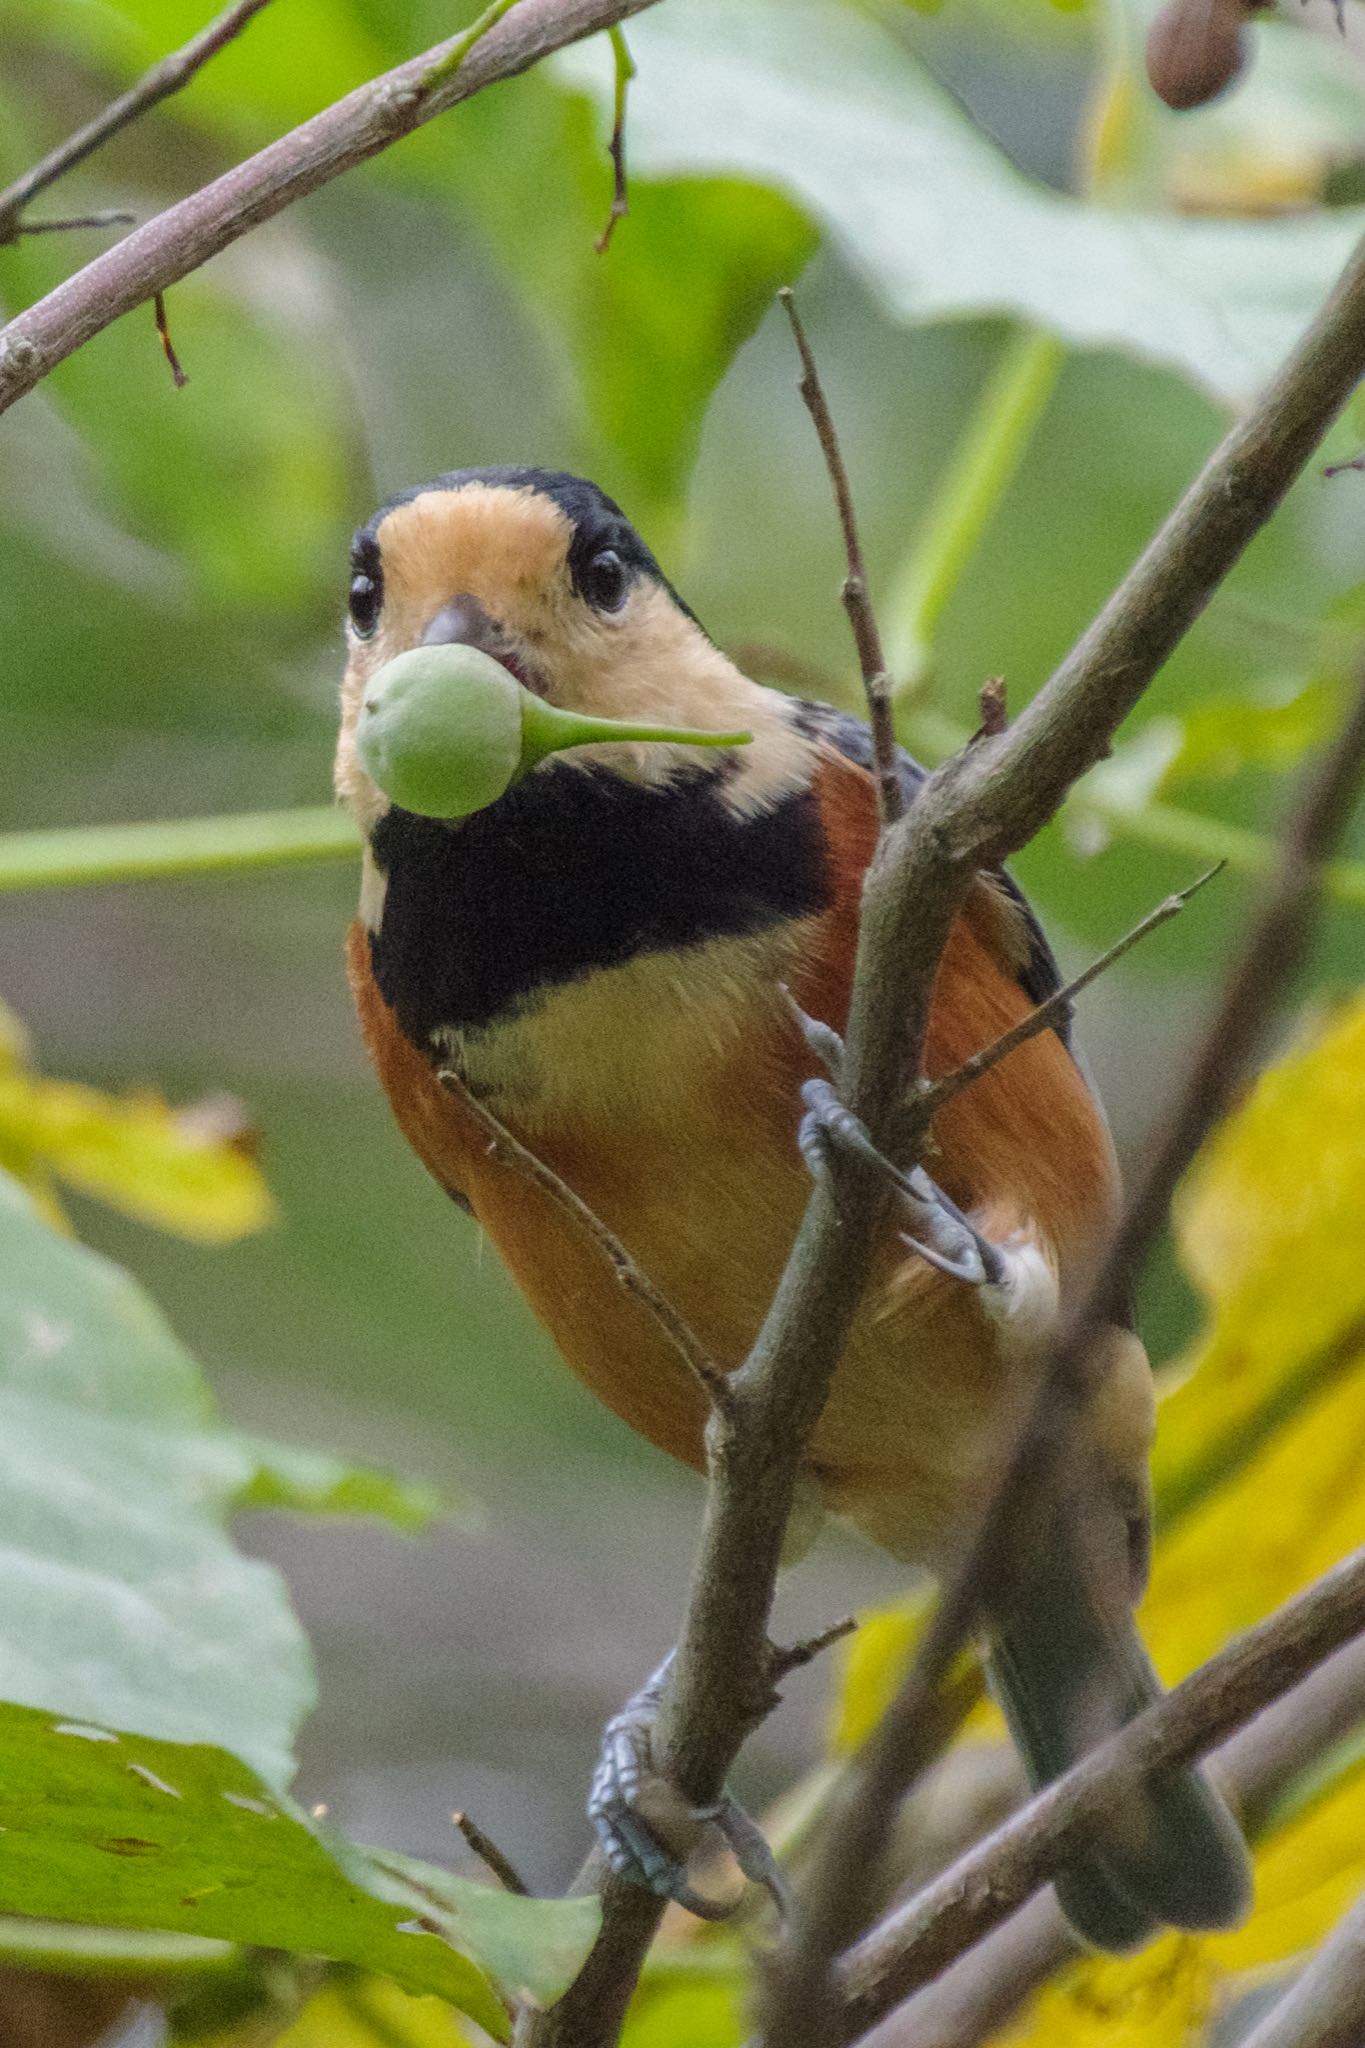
[588,1655,783,1921]
[781,989,847,1081]
[798,1078,1005,1287]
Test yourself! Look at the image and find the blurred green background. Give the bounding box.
[3,0,1365,1896]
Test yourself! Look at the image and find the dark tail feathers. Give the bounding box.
[987,1535,1251,1952]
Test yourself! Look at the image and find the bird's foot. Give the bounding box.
[588,1655,791,1921]
[798,1075,1006,1286]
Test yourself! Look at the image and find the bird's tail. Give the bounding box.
[986,1510,1251,1952]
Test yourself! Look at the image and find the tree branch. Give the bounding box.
[863,1632,1365,2048]
[437,1066,733,1418]
[0,0,276,246]
[759,652,1365,2048]
[0,0,662,412]
[779,289,902,824]
[834,1546,1365,2043]
[915,862,1221,1123]
[520,223,1365,2048]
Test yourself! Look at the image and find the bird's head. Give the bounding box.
[336,467,802,832]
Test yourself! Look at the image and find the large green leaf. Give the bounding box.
[0,1698,599,2036]
[0,1170,434,1788]
[554,0,1365,408]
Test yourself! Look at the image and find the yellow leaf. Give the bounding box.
[993,1934,1215,2047]
[828,1598,927,1757]
[0,1024,274,1245]
[271,1972,477,2047]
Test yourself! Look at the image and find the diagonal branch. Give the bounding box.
[915,863,1221,1123]
[437,1066,732,1418]
[762,656,1365,2047]
[833,1545,1365,2043]
[779,289,902,824]
[0,0,662,413]
[519,223,1365,2048]
[0,0,276,245]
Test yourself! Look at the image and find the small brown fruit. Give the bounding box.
[1146,0,1249,112]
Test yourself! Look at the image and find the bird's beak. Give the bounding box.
[421,594,504,655]
[421,594,535,694]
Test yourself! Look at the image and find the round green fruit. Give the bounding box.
[355,640,754,821]
[355,644,524,819]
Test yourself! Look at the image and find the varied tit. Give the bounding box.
[336,466,1250,1947]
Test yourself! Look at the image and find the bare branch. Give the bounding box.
[915,863,1223,1123]
[834,1545,1365,2043]
[761,663,1365,2047]
[0,0,275,246]
[152,290,189,388]
[520,216,1365,2048]
[12,210,135,238]
[0,0,663,412]
[1238,1888,1365,2048]
[452,1810,530,1897]
[779,289,902,825]
[436,1066,733,1420]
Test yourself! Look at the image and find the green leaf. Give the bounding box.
[554,0,1365,408]
[0,1700,519,2035]
[0,1170,441,1787]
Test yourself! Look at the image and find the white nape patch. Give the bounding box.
[358,846,389,932]
[979,1234,1061,1352]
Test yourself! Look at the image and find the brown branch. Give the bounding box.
[833,1546,1365,2042]
[436,1067,733,1420]
[12,210,135,238]
[779,289,902,825]
[761,662,1365,2048]
[519,218,1365,2048]
[1238,1888,1365,2048]
[152,290,188,388]
[0,0,663,412]
[916,862,1222,1124]
[0,0,275,246]
[452,1810,530,1897]
[594,25,635,254]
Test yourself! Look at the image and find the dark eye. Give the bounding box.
[347,548,384,634]
[584,547,628,614]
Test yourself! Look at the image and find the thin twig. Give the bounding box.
[0,0,275,246]
[153,290,188,387]
[1237,1887,1365,2048]
[519,211,1365,2048]
[762,667,1365,2048]
[436,1066,733,1420]
[452,1810,531,1897]
[834,1545,1365,2042]
[768,1618,858,1685]
[14,210,135,237]
[779,289,902,826]
[916,863,1223,1122]
[594,26,635,253]
[0,0,663,414]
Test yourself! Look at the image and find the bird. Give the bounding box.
[335,464,1251,1950]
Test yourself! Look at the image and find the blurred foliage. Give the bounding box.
[4,0,1365,2040]
[0,996,273,1241]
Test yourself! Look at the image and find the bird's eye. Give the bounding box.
[583,547,628,614]
[349,567,382,639]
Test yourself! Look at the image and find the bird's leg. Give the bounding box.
[588,1653,791,1920]
[799,1074,1006,1285]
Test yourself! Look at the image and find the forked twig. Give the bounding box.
[0,0,275,245]
[779,289,902,826]
[437,1065,733,1419]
